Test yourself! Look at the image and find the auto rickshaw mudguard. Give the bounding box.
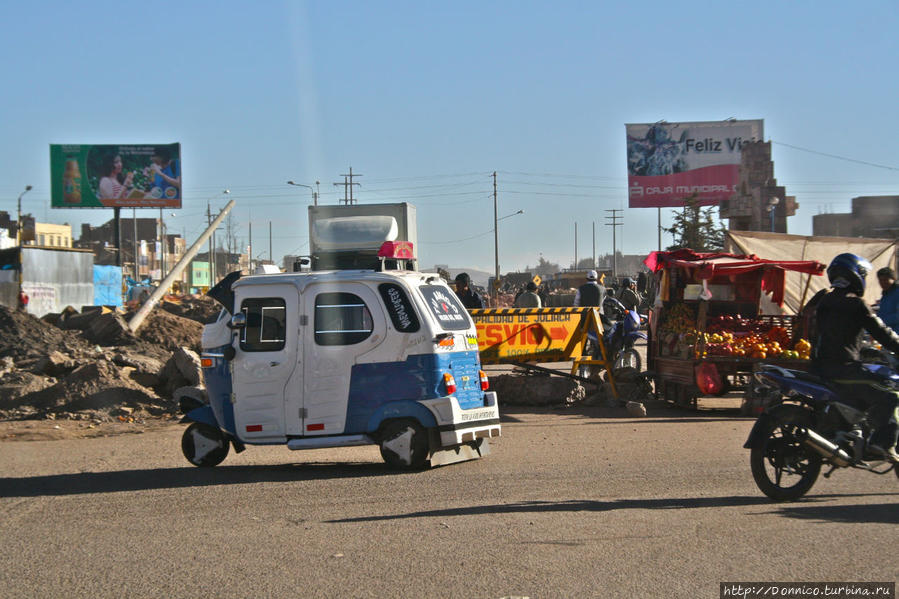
[181,405,218,428]
[366,400,438,435]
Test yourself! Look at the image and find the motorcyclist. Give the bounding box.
[808,253,899,463]
[617,277,642,312]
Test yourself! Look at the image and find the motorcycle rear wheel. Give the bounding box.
[750,405,822,501]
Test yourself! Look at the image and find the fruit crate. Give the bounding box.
[755,315,798,340]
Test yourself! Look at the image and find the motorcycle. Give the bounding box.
[603,294,626,322]
[586,298,647,374]
[744,350,899,501]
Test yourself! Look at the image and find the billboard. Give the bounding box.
[50,143,181,209]
[626,120,763,208]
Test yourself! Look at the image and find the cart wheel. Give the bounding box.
[712,376,732,397]
[379,419,429,470]
[182,422,230,467]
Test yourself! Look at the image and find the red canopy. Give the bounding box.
[643,249,825,306]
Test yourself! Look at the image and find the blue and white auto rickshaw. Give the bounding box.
[179,243,500,469]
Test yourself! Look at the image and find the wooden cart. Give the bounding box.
[644,250,825,412]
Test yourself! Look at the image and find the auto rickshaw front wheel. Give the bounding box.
[182,422,230,467]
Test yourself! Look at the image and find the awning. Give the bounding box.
[643,249,825,306]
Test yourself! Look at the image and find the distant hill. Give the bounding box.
[424,266,493,288]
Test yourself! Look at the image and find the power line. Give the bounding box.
[773,141,899,171]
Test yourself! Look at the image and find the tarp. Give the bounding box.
[643,249,826,307]
[93,265,123,307]
[725,231,897,314]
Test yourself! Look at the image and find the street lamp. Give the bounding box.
[16,185,32,309]
[767,197,780,233]
[287,180,319,206]
[493,209,524,296]
[16,185,32,245]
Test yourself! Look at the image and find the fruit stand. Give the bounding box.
[644,250,825,410]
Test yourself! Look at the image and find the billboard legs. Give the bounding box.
[114,208,121,267]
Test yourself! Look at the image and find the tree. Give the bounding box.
[529,256,560,278]
[664,194,727,251]
[571,257,597,270]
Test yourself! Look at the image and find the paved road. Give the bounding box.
[1,405,896,599]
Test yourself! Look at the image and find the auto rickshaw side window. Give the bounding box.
[378,283,420,333]
[239,298,287,352]
[314,292,373,346]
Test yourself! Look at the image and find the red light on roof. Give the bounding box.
[378,241,414,260]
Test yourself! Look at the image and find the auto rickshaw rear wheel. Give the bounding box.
[379,419,429,470]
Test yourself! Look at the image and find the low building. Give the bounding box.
[0,246,94,316]
[812,196,899,239]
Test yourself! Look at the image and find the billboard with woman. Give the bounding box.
[50,143,181,208]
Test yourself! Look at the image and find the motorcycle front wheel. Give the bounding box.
[749,405,822,501]
[613,348,641,372]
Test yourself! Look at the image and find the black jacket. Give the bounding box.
[812,287,899,369]
[457,289,484,310]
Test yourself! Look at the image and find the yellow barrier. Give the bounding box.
[469,307,590,364]
[470,307,618,397]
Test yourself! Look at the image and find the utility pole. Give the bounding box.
[249,221,253,273]
[592,221,596,268]
[657,207,662,251]
[605,209,622,279]
[493,171,499,300]
[574,222,578,269]
[333,167,362,205]
[207,202,213,283]
[269,221,272,263]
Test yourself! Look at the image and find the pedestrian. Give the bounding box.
[514,281,542,308]
[454,272,484,309]
[573,270,604,307]
[876,267,899,334]
[17,289,29,312]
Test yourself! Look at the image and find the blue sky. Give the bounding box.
[1,1,896,274]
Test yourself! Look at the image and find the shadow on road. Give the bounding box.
[0,462,406,498]
[776,502,899,524]
[326,492,893,523]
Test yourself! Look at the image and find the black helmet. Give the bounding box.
[826,253,871,295]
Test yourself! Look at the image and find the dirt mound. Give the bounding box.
[131,309,203,354]
[159,295,221,324]
[491,373,587,406]
[5,359,167,419]
[0,306,93,361]
[0,305,203,422]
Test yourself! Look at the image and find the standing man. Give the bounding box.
[454,273,484,309]
[573,270,604,307]
[877,267,899,334]
[514,281,542,308]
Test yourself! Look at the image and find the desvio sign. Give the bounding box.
[469,307,589,364]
